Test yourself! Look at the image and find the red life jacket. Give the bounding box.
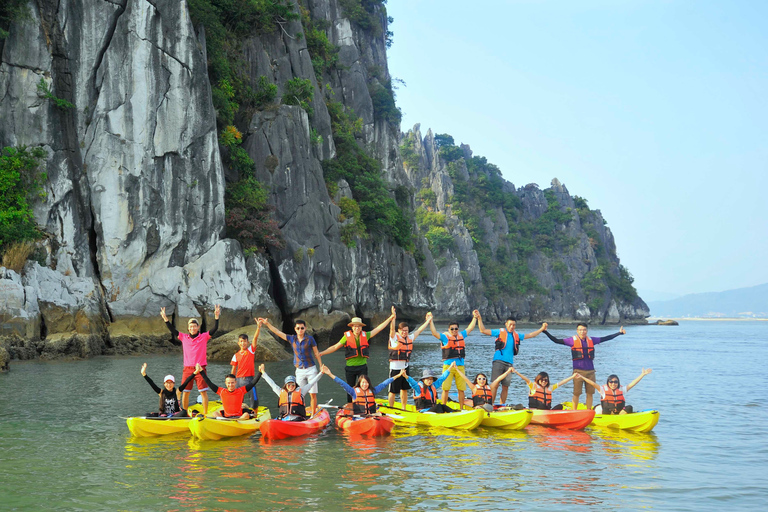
[601,384,626,414]
[389,333,413,362]
[441,332,465,360]
[495,329,520,355]
[278,388,306,418]
[472,384,493,407]
[528,384,552,410]
[353,387,377,415]
[344,331,370,360]
[414,382,438,409]
[571,336,595,361]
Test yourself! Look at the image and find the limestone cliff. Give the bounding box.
[0,0,648,364]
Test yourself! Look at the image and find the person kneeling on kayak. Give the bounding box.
[196,364,260,419]
[453,366,516,412]
[321,365,405,416]
[512,368,577,410]
[140,363,197,417]
[403,363,457,413]
[260,364,324,421]
[575,369,652,414]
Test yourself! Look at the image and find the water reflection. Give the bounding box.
[590,428,660,462]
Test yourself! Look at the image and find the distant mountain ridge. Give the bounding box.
[648,283,768,318]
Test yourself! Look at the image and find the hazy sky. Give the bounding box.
[385,0,768,297]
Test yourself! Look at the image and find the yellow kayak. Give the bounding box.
[562,402,660,433]
[444,401,533,430]
[376,401,484,430]
[188,407,271,440]
[126,401,223,437]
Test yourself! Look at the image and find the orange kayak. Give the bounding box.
[259,409,331,441]
[335,410,395,437]
[529,409,595,430]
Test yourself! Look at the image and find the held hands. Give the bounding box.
[505,366,515,376]
[642,368,652,376]
[473,309,481,319]
[397,368,407,379]
[574,373,582,380]
[425,312,433,322]
[619,326,626,334]
[320,364,335,379]
[194,363,203,374]
[141,363,147,376]
[160,307,168,322]
[258,364,265,374]
[391,305,396,317]
[449,361,457,371]
[214,304,221,320]
[541,322,548,330]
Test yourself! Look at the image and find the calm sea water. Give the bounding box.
[1,321,767,511]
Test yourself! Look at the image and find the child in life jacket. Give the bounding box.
[196,363,261,419]
[575,369,652,414]
[140,363,197,417]
[453,366,516,411]
[321,365,406,416]
[511,368,578,410]
[259,364,324,421]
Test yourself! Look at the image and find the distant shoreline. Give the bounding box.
[648,317,768,322]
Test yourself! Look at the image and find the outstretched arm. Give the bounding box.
[196,364,220,394]
[370,307,397,338]
[161,307,180,341]
[206,304,221,336]
[465,315,478,334]
[542,330,565,344]
[312,345,322,368]
[453,365,476,392]
[626,368,652,391]
[299,371,324,397]
[511,368,533,386]
[491,367,515,388]
[258,364,283,396]
[318,341,342,357]
[251,320,261,350]
[259,318,288,341]
[411,313,432,340]
[474,310,492,336]
[575,373,599,390]
[428,316,441,339]
[555,373,578,388]
[372,369,404,395]
[523,322,548,340]
[141,363,162,394]
[389,308,397,339]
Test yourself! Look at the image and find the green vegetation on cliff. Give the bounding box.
[0,146,47,257]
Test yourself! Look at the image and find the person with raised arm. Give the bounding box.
[427,314,478,408]
[387,309,432,408]
[576,369,652,414]
[453,366,517,411]
[402,362,458,413]
[473,310,547,403]
[259,364,324,421]
[319,309,396,403]
[511,368,578,410]
[196,363,261,419]
[140,363,197,417]
[161,304,221,414]
[259,317,323,416]
[230,319,262,410]
[321,365,405,416]
[543,323,627,411]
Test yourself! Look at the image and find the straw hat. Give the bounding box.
[347,317,366,327]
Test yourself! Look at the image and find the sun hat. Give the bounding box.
[347,317,366,327]
[284,375,297,384]
[163,375,175,383]
[420,369,437,380]
[188,318,199,325]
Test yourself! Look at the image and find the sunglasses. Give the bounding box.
[449,328,459,331]
[608,380,619,384]
[295,326,305,330]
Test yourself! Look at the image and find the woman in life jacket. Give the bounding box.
[575,368,652,414]
[139,362,198,417]
[259,364,325,421]
[401,362,457,413]
[453,366,516,411]
[511,368,578,410]
[321,365,405,416]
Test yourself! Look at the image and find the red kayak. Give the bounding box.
[529,409,595,430]
[259,409,331,441]
[335,410,395,437]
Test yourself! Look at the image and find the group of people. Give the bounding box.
[139,305,652,422]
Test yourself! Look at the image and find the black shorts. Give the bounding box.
[389,367,411,393]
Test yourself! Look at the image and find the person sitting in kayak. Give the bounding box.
[402,363,458,413]
[259,363,324,421]
[511,368,578,410]
[575,369,652,414]
[196,363,261,419]
[140,363,197,417]
[453,366,516,412]
[321,364,405,416]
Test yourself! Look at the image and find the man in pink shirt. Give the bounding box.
[161,304,221,414]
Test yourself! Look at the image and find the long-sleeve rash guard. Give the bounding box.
[543,330,623,371]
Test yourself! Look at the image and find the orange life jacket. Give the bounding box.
[472,384,493,407]
[344,331,370,360]
[528,384,552,410]
[389,333,413,362]
[353,387,377,415]
[495,329,520,355]
[601,384,626,414]
[414,382,438,409]
[278,388,306,418]
[441,332,465,360]
[571,336,595,361]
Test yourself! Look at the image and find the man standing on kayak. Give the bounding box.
[161,304,220,415]
[427,314,478,408]
[473,310,548,403]
[387,310,432,409]
[543,323,626,411]
[319,308,396,403]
